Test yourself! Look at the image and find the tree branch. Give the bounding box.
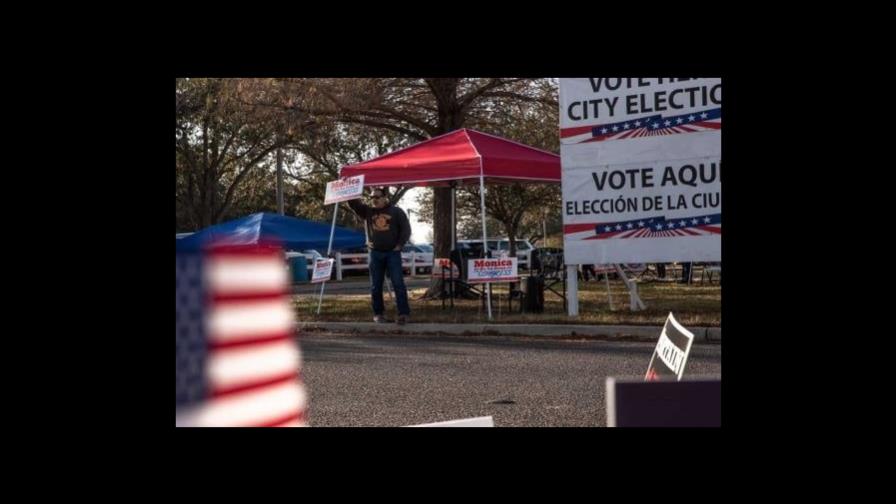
[458,78,504,109]
[335,118,428,141]
[216,144,279,221]
[367,105,438,136]
[479,91,558,108]
[213,125,241,169]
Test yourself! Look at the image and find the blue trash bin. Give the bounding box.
[290,256,309,283]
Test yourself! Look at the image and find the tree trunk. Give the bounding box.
[422,78,477,299]
[433,186,453,260]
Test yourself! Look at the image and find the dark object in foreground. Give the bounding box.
[606,377,721,427]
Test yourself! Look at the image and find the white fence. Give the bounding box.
[337,251,531,280]
[294,250,533,281]
[334,252,431,280]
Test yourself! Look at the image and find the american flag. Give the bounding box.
[560,108,721,144]
[176,243,308,427]
[564,214,721,241]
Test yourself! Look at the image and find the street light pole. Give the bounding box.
[276,148,284,215]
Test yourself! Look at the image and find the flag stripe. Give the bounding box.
[211,291,292,303]
[259,410,307,428]
[211,372,299,398]
[564,223,601,234]
[208,340,301,390]
[560,125,598,137]
[194,381,307,427]
[207,299,295,341]
[207,256,289,294]
[208,331,293,350]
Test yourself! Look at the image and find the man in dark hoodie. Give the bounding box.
[348,187,412,324]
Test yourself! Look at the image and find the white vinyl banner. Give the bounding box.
[559,78,721,264]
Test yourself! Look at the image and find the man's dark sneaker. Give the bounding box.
[397,315,409,325]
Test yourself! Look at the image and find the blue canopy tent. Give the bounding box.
[176,212,365,252]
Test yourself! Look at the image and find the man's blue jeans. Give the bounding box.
[369,249,410,316]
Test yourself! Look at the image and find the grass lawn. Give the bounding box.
[294,275,721,327]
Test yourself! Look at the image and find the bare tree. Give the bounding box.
[176,78,314,228]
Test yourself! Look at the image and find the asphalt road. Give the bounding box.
[299,331,722,427]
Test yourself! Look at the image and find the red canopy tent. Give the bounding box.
[336,128,560,319]
[340,128,560,187]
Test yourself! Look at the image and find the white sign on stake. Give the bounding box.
[466,258,518,283]
[407,416,495,427]
[645,312,696,381]
[318,175,364,314]
[324,174,365,205]
[311,258,334,284]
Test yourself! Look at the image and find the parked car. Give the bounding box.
[402,244,433,273]
[537,247,563,269]
[336,246,369,277]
